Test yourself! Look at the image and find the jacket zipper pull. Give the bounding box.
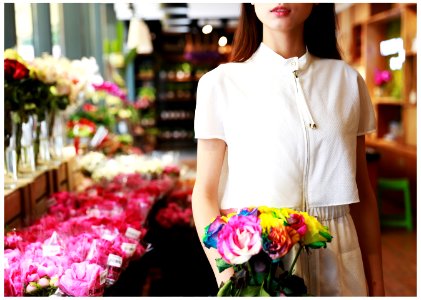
[293,70,317,129]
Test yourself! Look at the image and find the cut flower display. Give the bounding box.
[203,206,333,296]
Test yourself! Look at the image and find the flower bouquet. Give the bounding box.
[203,206,332,296]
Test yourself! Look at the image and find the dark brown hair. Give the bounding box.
[230,3,342,62]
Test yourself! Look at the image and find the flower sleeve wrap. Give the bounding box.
[58,261,104,297]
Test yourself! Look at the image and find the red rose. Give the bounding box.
[4,59,30,81]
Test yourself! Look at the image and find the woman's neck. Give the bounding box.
[262,26,306,59]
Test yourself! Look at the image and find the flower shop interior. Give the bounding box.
[3,2,417,297]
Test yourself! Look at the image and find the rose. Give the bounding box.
[217,214,262,265]
[300,212,332,248]
[4,59,30,80]
[59,261,104,297]
[286,213,307,237]
[25,265,40,283]
[203,216,226,249]
[262,224,296,261]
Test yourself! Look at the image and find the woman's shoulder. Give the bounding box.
[198,61,251,85]
[312,56,360,78]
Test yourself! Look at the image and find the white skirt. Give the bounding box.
[284,205,368,296]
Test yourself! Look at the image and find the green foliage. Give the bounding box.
[216,258,232,273]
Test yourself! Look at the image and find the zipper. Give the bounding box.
[293,71,316,129]
[292,69,312,293]
[292,70,314,212]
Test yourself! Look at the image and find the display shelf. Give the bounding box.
[338,3,417,218]
[338,3,417,147]
[4,149,76,231]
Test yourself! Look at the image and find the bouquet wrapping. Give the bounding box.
[203,206,333,296]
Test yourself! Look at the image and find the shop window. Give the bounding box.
[14,3,34,61]
[50,3,62,58]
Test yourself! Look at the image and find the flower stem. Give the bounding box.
[246,261,256,285]
[288,245,304,276]
[266,261,274,292]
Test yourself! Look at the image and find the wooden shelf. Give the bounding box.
[374,98,404,106]
[366,137,416,157]
[368,7,402,24]
[160,78,198,83]
[406,51,417,57]
[158,97,195,102]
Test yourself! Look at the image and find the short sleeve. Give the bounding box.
[194,68,225,141]
[356,73,377,136]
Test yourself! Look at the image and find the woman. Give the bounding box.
[192,3,385,296]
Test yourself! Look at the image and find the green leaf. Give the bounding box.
[320,230,333,242]
[306,241,326,249]
[216,258,232,273]
[258,283,270,297]
[239,285,260,296]
[217,279,233,297]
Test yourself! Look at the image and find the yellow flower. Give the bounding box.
[221,212,236,223]
[4,49,23,61]
[258,210,285,235]
[300,212,332,247]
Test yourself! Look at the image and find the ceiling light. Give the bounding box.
[218,36,228,47]
[202,24,213,34]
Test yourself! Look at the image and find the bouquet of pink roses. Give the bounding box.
[203,206,332,296]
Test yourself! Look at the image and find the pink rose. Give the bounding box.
[217,215,262,264]
[25,265,40,283]
[59,261,104,297]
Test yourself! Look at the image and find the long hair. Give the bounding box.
[230,3,342,62]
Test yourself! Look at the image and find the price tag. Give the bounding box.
[107,254,123,268]
[121,242,136,256]
[125,227,141,240]
[101,233,115,241]
[42,245,61,257]
[100,269,107,285]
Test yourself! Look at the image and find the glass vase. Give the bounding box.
[37,116,51,169]
[18,116,36,178]
[4,113,18,189]
[50,111,65,164]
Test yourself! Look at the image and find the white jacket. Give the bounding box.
[194,42,376,210]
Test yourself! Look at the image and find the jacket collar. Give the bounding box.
[249,42,312,73]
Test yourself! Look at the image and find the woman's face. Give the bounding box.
[254,3,314,32]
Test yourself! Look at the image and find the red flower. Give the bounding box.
[4,59,30,81]
[82,103,97,112]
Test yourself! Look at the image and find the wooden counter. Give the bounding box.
[4,147,77,231]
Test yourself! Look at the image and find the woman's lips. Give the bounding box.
[270,6,291,17]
